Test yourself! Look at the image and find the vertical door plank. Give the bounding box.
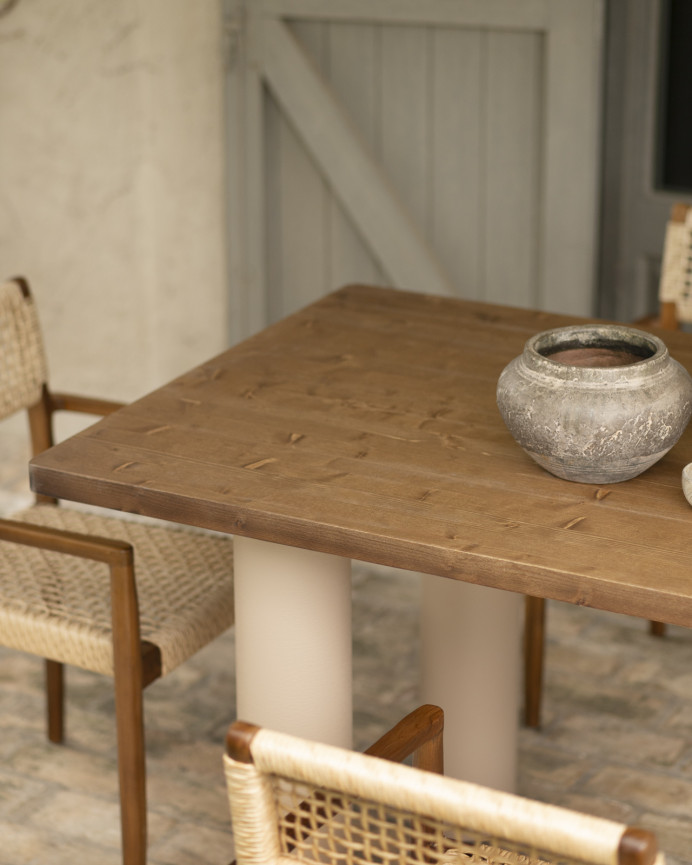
[430,27,484,299]
[264,91,285,322]
[268,22,330,320]
[541,0,602,316]
[327,22,386,288]
[225,0,245,343]
[380,24,431,252]
[484,30,542,308]
[232,4,268,342]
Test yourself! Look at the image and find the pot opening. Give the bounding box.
[540,339,656,369]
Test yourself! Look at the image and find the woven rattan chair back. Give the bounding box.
[225,721,663,865]
[659,202,692,329]
[0,277,48,421]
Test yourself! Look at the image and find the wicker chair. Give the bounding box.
[656,202,692,330]
[0,276,235,865]
[643,201,692,639]
[523,201,692,728]
[224,704,663,865]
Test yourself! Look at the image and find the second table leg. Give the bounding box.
[421,574,522,791]
[233,536,353,748]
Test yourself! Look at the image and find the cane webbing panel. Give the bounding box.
[225,729,665,865]
[0,280,48,420]
[270,780,554,865]
[0,505,234,676]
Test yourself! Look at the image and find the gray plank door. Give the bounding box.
[226,0,604,341]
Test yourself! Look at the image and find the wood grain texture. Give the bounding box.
[30,285,692,627]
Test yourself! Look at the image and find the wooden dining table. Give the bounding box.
[29,284,692,792]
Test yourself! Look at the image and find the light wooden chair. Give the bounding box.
[224,704,663,865]
[643,200,692,639]
[523,202,692,728]
[0,276,235,865]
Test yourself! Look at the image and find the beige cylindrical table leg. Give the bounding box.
[233,536,353,748]
[421,575,522,791]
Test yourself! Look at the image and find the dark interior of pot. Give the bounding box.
[540,338,656,368]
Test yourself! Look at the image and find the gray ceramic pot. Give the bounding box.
[496,323,692,483]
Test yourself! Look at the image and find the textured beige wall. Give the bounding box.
[0,0,229,408]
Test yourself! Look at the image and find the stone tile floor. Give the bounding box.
[1,435,692,863]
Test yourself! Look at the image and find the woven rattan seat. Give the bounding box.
[0,277,235,865]
[225,706,664,865]
[0,504,233,676]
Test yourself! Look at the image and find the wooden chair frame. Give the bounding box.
[230,703,445,775]
[225,705,661,865]
[0,517,156,859]
[0,335,155,861]
[0,276,234,865]
[523,202,692,727]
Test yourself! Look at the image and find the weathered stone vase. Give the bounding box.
[496,324,692,483]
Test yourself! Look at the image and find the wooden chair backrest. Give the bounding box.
[224,722,663,865]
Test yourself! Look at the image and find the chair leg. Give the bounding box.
[524,595,546,729]
[114,672,147,865]
[649,620,666,637]
[110,553,148,865]
[525,603,665,726]
[45,659,64,744]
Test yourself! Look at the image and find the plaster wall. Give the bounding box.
[0,0,229,414]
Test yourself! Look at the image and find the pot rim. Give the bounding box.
[523,324,669,380]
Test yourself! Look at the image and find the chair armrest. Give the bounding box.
[227,705,444,769]
[48,392,125,416]
[225,705,444,865]
[0,516,132,566]
[365,704,444,773]
[0,516,159,682]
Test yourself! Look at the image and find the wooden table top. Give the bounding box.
[29,285,692,627]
